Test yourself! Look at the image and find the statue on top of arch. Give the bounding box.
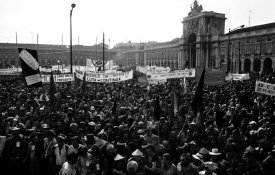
[188,0,203,16]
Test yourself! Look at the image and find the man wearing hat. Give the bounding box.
[3,127,26,175]
[242,146,263,175]
[208,148,223,175]
[128,149,146,174]
[112,154,127,175]
[144,144,161,174]
[41,129,56,175]
[161,153,177,175]
[52,135,69,175]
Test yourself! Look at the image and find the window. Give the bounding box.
[255,45,260,54]
[221,48,225,56]
[245,47,252,55]
[246,38,251,44]
[267,36,272,42]
[266,44,272,53]
[256,37,262,43]
[221,42,225,47]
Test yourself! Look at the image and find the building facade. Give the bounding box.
[0,43,115,68]
[1,1,275,73]
[114,0,275,73]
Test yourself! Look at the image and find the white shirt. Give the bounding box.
[59,162,76,175]
[55,145,67,165]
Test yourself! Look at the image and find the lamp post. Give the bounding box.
[227,25,245,73]
[70,3,76,74]
[57,60,60,73]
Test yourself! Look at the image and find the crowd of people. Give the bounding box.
[0,71,275,175]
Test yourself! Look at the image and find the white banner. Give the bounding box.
[225,73,250,81]
[148,69,195,79]
[255,80,275,96]
[137,66,170,74]
[41,74,74,83]
[147,78,167,84]
[19,49,39,70]
[25,74,41,85]
[75,69,133,83]
[0,68,21,75]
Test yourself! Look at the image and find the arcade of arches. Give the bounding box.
[242,58,273,73]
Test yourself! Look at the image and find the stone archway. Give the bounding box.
[188,33,197,68]
[263,58,273,73]
[244,59,251,73]
[254,58,261,72]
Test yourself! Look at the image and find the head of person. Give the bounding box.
[57,135,65,147]
[127,160,138,175]
[67,153,78,165]
[180,153,191,167]
[162,153,172,170]
[145,144,155,157]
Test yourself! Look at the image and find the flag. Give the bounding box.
[191,68,205,115]
[153,96,161,121]
[82,71,86,93]
[49,71,57,107]
[74,72,81,90]
[183,77,187,94]
[111,98,117,115]
[172,89,178,115]
[18,48,42,87]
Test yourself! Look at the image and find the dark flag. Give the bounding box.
[154,96,161,121]
[111,98,117,115]
[18,48,42,87]
[172,89,178,115]
[82,71,86,93]
[214,90,224,129]
[191,68,205,115]
[74,72,81,90]
[49,71,57,107]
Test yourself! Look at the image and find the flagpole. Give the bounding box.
[109,38,111,70]
[103,32,105,72]
[16,32,18,73]
[182,106,191,131]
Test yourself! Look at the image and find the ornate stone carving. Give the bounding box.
[188,0,203,16]
[187,19,199,34]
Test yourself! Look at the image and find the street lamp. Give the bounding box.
[70,3,76,74]
[227,25,245,73]
[57,60,60,73]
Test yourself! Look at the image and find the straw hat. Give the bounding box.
[209,148,222,156]
[132,149,143,156]
[114,154,125,161]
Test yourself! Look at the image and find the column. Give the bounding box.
[241,59,244,72]
[250,59,254,72]
[260,59,264,73]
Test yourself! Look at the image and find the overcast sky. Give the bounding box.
[0,0,274,47]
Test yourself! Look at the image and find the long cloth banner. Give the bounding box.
[148,69,195,79]
[225,73,250,81]
[41,74,74,83]
[0,68,21,75]
[75,69,133,83]
[255,80,275,96]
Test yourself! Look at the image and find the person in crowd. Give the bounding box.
[0,70,275,175]
[59,153,78,175]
